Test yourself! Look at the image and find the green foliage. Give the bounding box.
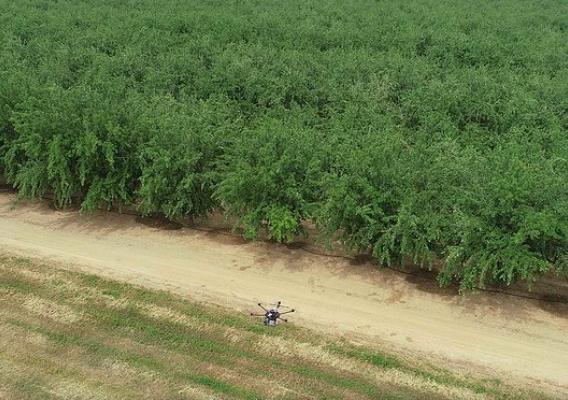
[137,98,230,219]
[215,121,322,242]
[1,0,567,288]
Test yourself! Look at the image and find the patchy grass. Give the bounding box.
[0,254,553,400]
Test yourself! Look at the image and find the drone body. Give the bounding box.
[250,301,295,326]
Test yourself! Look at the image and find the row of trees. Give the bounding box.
[1,0,567,288]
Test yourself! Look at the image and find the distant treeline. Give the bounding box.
[1,0,567,288]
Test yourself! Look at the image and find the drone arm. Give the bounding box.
[257,303,268,312]
[250,313,266,317]
[279,309,295,315]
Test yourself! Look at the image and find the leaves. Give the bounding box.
[1,0,567,288]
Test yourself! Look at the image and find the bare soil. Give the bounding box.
[0,193,566,396]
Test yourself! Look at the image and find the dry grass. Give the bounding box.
[0,253,552,400]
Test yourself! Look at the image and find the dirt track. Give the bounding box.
[0,193,567,395]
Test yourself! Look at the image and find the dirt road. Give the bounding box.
[0,193,567,395]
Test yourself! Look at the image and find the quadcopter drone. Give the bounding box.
[250,301,295,326]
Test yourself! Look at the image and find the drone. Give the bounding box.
[250,301,295,326]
